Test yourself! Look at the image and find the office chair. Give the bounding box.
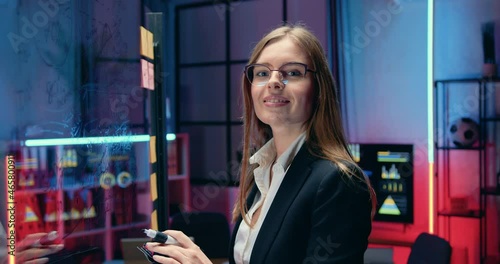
[170,211,230,260]
[407,232,452,264]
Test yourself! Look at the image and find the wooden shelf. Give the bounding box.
[66,228,107,238]
[169,174,188,181]
[482,116,500,122]
[111,220,150,231]
[435,146,482,150]
[434,78,483,84]
[167,133,191,212]
[481,187,500,196]
[483,256,500,264]
[16,183,102,194]
[16,187,55,195]
[435,77,500,84]
[438,209,482,218]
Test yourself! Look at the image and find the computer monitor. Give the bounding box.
[349,143,414,224]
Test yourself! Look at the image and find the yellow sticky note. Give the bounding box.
[150,172,157,201]
[151,210,158,230]
[140,26,149,58]
[146,30,154,59]
[140,27,154,59]
[149,135,157,163]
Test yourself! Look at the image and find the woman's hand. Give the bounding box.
[146,230,212,264]
[15,233,64,264]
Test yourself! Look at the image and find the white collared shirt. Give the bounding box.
[233,132,306,264]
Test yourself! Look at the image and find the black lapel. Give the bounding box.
[249,143,317,263]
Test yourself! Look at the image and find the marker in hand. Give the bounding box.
[33,231,58,247]
[143,229,179,245]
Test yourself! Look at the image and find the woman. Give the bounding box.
[147,24,376,264]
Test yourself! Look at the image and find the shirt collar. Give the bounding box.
[249,138,276,167]
[248,132,307,196]
[249,132,307,167]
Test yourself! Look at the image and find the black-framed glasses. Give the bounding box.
[244,62,315,87]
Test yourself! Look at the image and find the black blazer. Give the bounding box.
[229,143,372,264]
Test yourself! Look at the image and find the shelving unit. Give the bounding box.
[7,137,153,262]
[7,131,192,262]
[167,133,191,216]
[434,77,499,263]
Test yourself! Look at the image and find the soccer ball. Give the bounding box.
[448,117,480,147]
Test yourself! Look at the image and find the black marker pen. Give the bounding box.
[143,229,179,245]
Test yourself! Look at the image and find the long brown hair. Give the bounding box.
[232,23,376,223]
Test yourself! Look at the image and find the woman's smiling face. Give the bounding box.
[251,37,315,133]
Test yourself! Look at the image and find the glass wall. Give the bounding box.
[0,1,159,262]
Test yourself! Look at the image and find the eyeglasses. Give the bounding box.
[244,62,315,87]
